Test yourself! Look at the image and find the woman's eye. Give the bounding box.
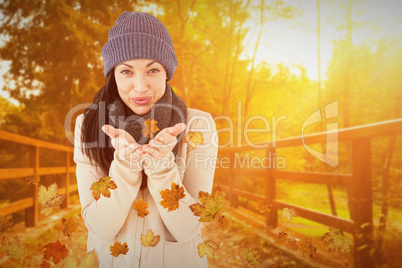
[149,68,159,74]
[121,70,132,75]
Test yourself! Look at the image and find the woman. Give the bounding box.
[73,11,218,267]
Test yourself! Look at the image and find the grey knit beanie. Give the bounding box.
[101,12,178,81]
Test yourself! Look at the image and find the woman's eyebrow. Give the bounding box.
[117,61,157,68]
[146,60,157,67]
[117,63,133,68]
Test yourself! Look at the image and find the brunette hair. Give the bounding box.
[80,70,119,174]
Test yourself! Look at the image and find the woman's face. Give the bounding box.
[114,59,167,115]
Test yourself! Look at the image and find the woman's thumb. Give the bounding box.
[101,124,118,138]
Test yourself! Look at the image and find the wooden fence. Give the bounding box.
[215,118,402,268]
[0,130,77,227]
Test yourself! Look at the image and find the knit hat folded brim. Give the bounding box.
[102,32,177,80]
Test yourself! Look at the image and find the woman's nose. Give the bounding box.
[132,75,148,93]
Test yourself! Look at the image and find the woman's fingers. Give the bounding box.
[167,123,187,136]
[102,124,138,149]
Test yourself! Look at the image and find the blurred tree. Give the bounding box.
[0,0,140,142]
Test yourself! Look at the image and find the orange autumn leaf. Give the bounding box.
[43,240,69,265]
[190,191,228,222]
[256,200,272,214]
[142,118,159,138]
[141,229,160,247]
[38,183,65,216]
[90,176,117,201]
[26,173,40,185]
[281,207,298,222]
[159,183,186,212]
[275,232,289,246]
[0,213,13,232]
[132,199,150,218]
[40,260,50,268]
[241,248,261,265]
[184,131,203,151]
[110,241,129,258]
[62,217,78,238]
[218,215,231,231]
[197,240,220,259]
[296,237,317,259]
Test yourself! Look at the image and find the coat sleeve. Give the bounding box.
[145,112,218,242]
[73,114,143,243]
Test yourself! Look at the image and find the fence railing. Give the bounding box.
[0,130,77,227]
[214,118,402,268]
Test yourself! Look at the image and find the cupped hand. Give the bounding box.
[101,124,142,165]
[140,122,187,161]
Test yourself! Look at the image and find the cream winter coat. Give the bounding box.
[73,108,218,268]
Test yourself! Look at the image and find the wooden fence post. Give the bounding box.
[61,152,70,209]
[229,152,238,208]
[351,138,374,268]
[266,147,277,228]
[26,146,39,227]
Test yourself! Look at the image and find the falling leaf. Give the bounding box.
[38,183,65,216]
[0,235,26,259]
[190,191,229,222]
[62,217,78,238]
[321,228,352,254]
[241,248,261,265]
[142,118,159,138]
[62,250,99,268]
[110,241,129,258]
[90,176,117,201]
[40,260,50,268]
[141,230,160,247]
[218,215,231,231]
[275,232,289,246]
[76,235,87,249]
[184,131,204,151]
[281,207,298,222]
[159,183,186,212]
[0,213,13,232]
[256,200,272,214]
[43,240,69,265]
[133,199,150,218]
[296,237,317,259]
[197,240,220,259]
[26,173,40,185]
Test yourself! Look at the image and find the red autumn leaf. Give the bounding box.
[40,260,50,268]
[43,240,69,265]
